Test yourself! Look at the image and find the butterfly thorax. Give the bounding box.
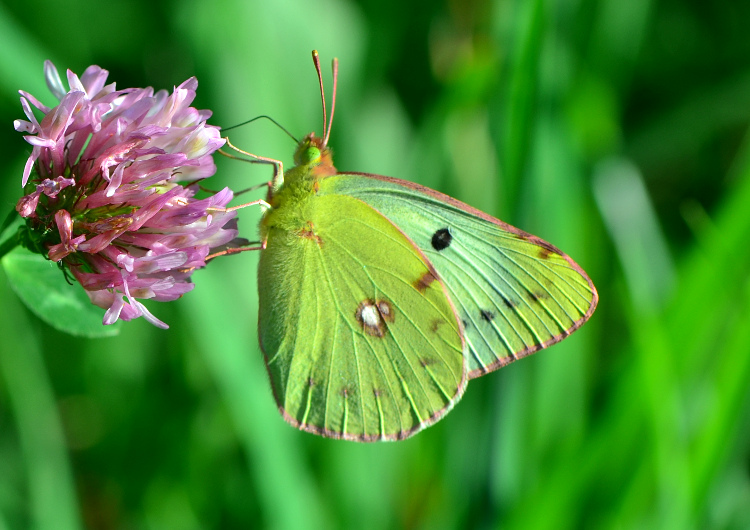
[260,133,337,241]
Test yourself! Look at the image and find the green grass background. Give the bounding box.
[1,0,749,528]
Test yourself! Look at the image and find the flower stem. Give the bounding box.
[1,208,18,233]
[0,210,21,261]
[0,233,20,261]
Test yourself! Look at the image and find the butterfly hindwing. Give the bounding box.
[317,173,598,379]
[258,193,466,440]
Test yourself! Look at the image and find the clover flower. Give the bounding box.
[13,61,237,328]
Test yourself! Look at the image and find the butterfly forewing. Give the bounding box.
[318,174,598,378]
[258,193,466,440]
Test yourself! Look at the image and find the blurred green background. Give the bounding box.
[1,0,749,528]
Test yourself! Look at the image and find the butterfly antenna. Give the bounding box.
[312,50,328,143]
[324,57,338,147]
[221,115,298,144]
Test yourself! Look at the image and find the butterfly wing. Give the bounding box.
[258,193,466,440]
[318,173,598,379]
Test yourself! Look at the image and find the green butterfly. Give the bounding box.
[230,51,597,441]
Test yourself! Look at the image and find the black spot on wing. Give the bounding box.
[480,310,495,322]
[528,291,549,302]
[431,228,452,251]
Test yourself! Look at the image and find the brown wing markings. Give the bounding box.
[414,269,438,292]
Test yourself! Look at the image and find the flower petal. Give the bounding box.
[44,60,67,100]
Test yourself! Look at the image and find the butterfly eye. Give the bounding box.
[299,146,322,165]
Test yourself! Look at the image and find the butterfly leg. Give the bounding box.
[221,137,284,191]
[207,197,272,218]
[205,239,266,262]
[229,181,271,197]
[177,238,266,272]
[196,180,270,197]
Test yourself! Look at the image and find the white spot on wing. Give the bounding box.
[355,299,395,337]
[360,304,381,328]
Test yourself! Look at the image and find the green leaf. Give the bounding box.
[1,247,120,338]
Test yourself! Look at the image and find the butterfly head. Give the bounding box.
[293,132,336,176]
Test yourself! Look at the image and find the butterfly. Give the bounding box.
[225,51,597,441]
